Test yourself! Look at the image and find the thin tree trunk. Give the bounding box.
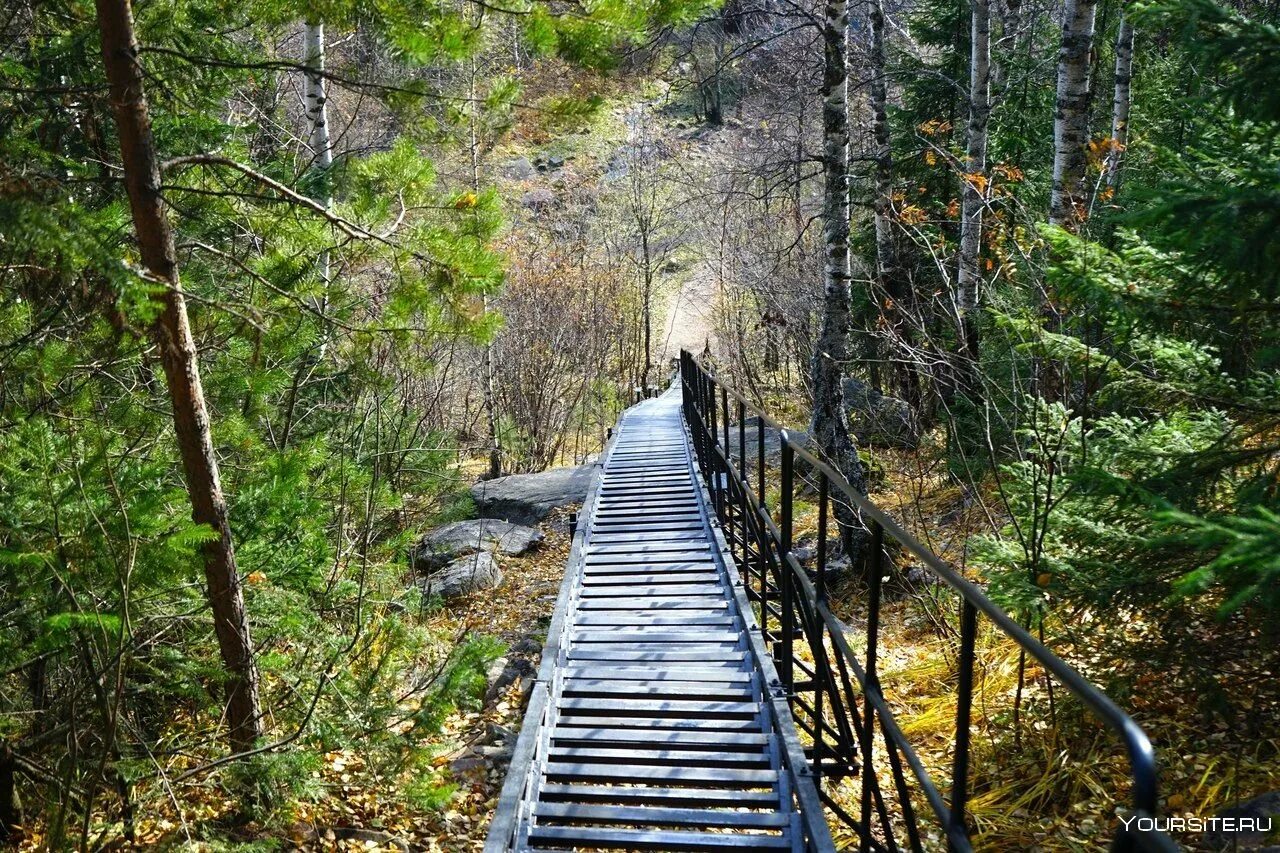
[1049,0,1098,229]
[812,0,868,562]
[957,0,991,395]
[95,0,263,754]
[468,54,502,479]
[868,0,918,412]
[304,21,333,360]
[641,233,653,398]
[1106,14,1134,190]
[303,22,333,182]
[0,745,17,844]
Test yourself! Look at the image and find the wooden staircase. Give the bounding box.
[485,389,830,852]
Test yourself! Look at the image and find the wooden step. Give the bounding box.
[533,802,790,829]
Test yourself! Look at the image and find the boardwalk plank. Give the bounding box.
[536,784,779,808]
[533,802,789,829]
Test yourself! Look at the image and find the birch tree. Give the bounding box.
[1106,13,1135,190]
[868,0,918,409]
[1049,0,1099,228]
[95,0,263,754]
[303,21,333,356]
[812,0,868,557]
[957,0,991,387]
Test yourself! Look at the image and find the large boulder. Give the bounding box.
[842,377,919,449]
[725,421,809,465]
[471,465,595,525]
[410,518,543,570]
[501,157,535,180]
[419,551,502,600]
[520,188,556,211]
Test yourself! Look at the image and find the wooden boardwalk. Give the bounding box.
[486,390,830,852]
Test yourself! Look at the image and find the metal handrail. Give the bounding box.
[679,350,1177,853]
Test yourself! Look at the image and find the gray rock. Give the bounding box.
[842,377,920,449]
[419,551,501,600]
[448,751,487,775]
[791,546,817,565]
[547,154,565,169]
[903,566,939,587]
[471,464,595,525]
[604,154,629,181]
[520,188,556,211]
[485,656,537,704]
[410,518,543,569]
[502,156,535,179]
[725,421,809,465]
[511,636,541,656]
[486,722,516,744]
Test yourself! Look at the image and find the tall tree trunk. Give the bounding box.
[1106,13,1134,190]
[1049,0,1098,229]
[468,53,502,479]
[1042,0,1097,401]
[641,232,653,398]
[812,0,869,561]
[304,21,333,360]
[0,745,17,844]
[957,0,991,395]
[868,0,919,412]
[95,0,264,754]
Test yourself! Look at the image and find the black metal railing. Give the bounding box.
[679,351,1175,853]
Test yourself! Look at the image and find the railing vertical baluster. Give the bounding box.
[757,415,766,510]
[949,601,978,851]
[862,520,885,852]
[707,373,719,513]
[757,414,767,617]
[816,479,829,603]
[738,400,747,570]
[814,475,829,793]
[721,386,731,550]
[703,370,710,475]
[779,435,795,693]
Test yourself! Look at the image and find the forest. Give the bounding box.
[1,0,1278,849]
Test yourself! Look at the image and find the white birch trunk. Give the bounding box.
[811,0,868,558]
[1049,0,1098,228]
[304,21,333,357]
[303,22,333,175]
[1106,14,1134,189]
[957,0,991,381]
[868,0,917,408]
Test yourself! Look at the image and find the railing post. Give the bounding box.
[949,601,978,850]
[779,434,795,693]
[756,415,767,606]
[861,520,885,853]
[699,363,710,475]
[721,386,731,546]
[737,400,747,571]
[680,352,689,418]
[756,415,766,510]
[816,478,829,603]
[814,475,829,793]
[707,375,719,513]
